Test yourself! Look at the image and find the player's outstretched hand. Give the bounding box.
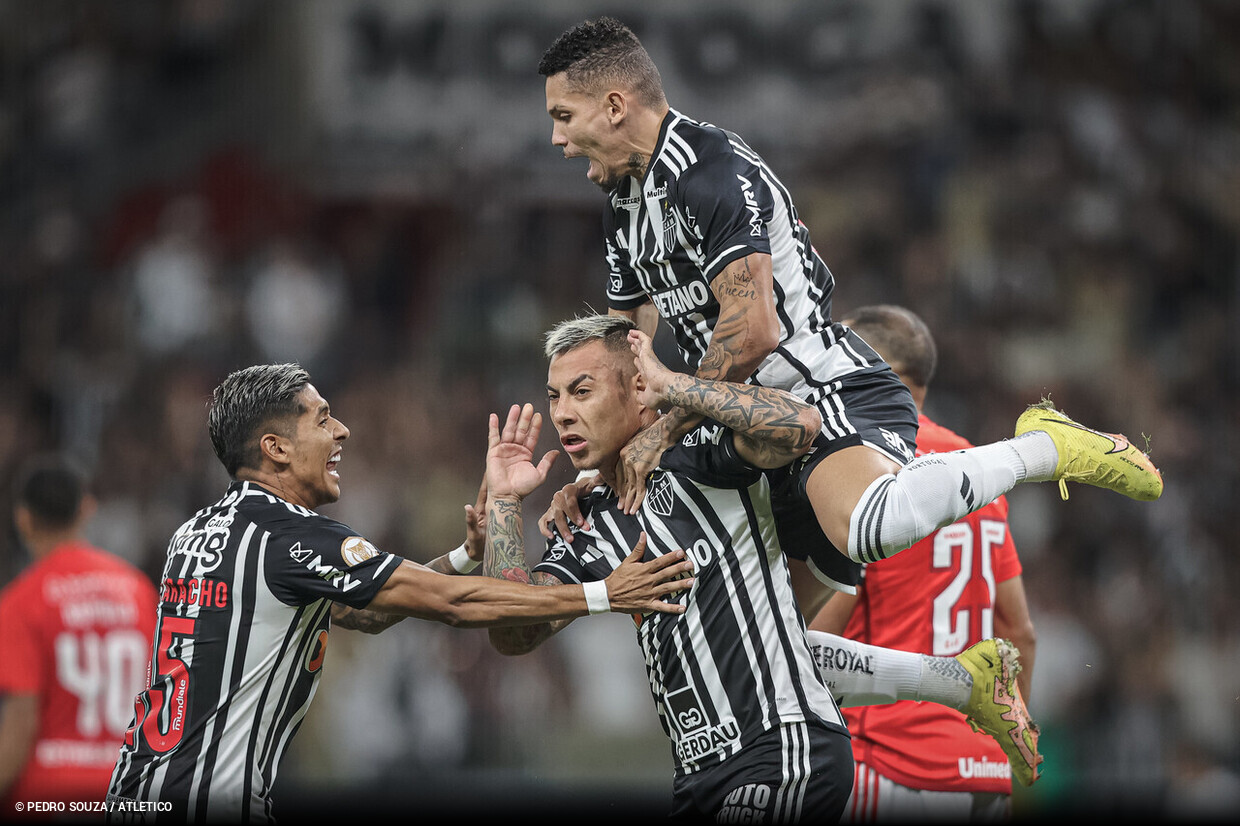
[602,532,694,615]
[487,403,559,502]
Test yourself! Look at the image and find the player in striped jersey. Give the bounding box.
[105,363,692,824]
[810,306,1039,819]
[538,17,1163,621]
[484,314,852,822]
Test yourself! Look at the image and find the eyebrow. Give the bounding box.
[547,372,593,393]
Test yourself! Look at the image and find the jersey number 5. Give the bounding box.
[125,616,195,753]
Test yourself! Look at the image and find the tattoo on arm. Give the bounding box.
[484,497,529,583]
[663,378,815,463]
[330,603,404,634]
[484,497,569,651]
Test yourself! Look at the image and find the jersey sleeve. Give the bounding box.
[675,152,773,281]
[263,515,401,609]
[603,206,648,311]
[531,531,591,585]
[659,420,763,489]
[0,585,42,694]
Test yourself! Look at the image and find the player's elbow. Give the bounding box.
[795,405,823,452]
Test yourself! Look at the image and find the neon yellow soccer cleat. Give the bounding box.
[957,638,1043,787]
[1015,400,1163,501]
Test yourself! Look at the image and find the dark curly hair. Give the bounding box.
[539,17,666,108]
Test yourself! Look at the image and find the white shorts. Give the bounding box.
[841,762,1012,823]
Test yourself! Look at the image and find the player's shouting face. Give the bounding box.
[265,384,350,509]
[545,72,634,193]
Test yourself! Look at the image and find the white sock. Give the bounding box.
[847,438,1041,564]
[807,632,921,707]
[807,631,973,710]
[1008,431,1059,482]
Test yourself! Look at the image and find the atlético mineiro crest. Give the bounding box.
[646,472,675,517]
[661,199,677,251]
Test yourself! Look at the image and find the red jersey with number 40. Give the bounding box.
[842,415,1022,794]
[0,543,158,806]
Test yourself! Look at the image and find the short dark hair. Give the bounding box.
[208,363,312,477]
[539,17,666,108]
[843,305,938,389]
[15,454,88,529]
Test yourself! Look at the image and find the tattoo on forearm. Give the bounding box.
[331,604,403,634]
[484,498,528,582]
[664,379,812,461]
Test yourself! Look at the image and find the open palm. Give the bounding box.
[487,403,559,501]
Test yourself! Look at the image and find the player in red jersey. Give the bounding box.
[810,306,1038,821]
[0,455,159,812]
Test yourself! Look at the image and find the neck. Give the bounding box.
[23,529,79,561]
[625,105,670,181]
[236,469,312,509]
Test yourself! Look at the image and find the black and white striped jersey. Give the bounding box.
[603,108,886,411]
[107,481,400,823]
[533,421,847,776]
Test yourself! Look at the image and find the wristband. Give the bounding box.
[582,580,611,614]
[448,544,479,574]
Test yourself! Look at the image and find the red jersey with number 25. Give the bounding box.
[842,415,1022,794]
[0,543,157,807]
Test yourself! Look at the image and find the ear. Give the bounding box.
[605,90,628,125]
[260,432,293,468]
[78,493,98,525]
[13,504,33,541]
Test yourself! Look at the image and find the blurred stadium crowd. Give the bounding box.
[1,0,1237,819]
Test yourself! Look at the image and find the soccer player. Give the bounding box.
[105,363,692,823]
[810,305,1040,818]
[537,17,1163,619]
[0,455,158,810]
[483,314,852,822]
